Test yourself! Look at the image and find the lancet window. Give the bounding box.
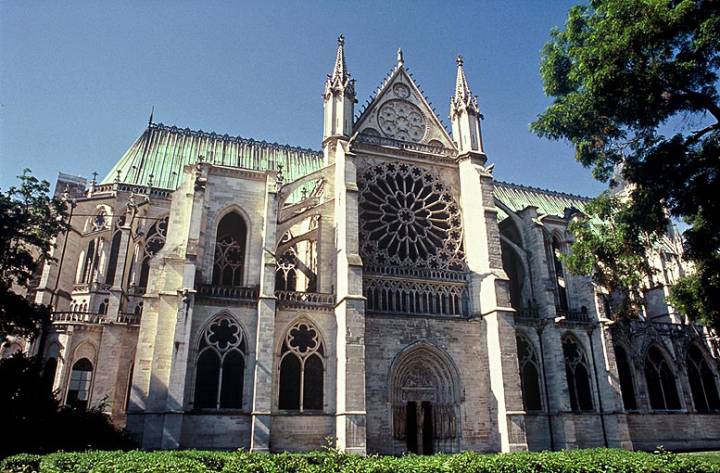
[193,315,246,409]
[67,358,93,411]
[550,235,569,312]
[687,344,720,412]
[278,321,324,411]
[137,217,168,289]
[614,345,637,410]
[212,212,247,287]
[644,345,681,410]
[78,239,100,284]
[105,231,122,285]
[275,248,298,291]
[516,335,542,411]
[562,335,594,412]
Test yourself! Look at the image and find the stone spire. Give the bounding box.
[325,34,355,99]
[323,34,355,140]
[450,55,484,154]
[450,55,480,118]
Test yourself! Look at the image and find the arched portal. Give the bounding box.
[390,343,461,454]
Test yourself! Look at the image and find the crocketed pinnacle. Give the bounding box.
[450,55,480,117]
[325,34,355,98]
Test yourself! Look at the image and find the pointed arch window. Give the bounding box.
[105,231,122,285]
[644,345,681,410]
[212,212,247,286]
[551,235,569,312]
[67,358,93,411]
[79,239,99,284]
[138,217,168,289]
[194,315,246,409]
[516,335,542,411]
[275,248,298,291]
[562,335,594,412]
[278,321,324,411]
[614,345,637,410]
[687,345,720,412]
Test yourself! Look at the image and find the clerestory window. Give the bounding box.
[212,212,247,286]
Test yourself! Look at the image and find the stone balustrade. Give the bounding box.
[196,284,258,301]
[50,311,142,326]
[275,290,335,309]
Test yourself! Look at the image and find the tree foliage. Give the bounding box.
[0,354,136,458]
[532,0,719,327]
[563,193,661,318]
[0,170,68,340]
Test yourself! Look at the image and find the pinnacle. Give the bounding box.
[451,55,479,117]
[326,34,354,97]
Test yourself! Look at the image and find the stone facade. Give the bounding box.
[18,38,720,453]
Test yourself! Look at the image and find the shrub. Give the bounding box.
[2,449,719,473]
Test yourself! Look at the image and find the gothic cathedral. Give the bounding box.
[12,37,720,453]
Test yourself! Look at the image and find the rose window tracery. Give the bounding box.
[377,100,426,142]
[359,162,465,272]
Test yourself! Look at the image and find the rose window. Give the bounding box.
[377,100,427,142]
[359,162,465,271]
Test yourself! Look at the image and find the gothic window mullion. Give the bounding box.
[299,356,306,413]
[216,355,224,409]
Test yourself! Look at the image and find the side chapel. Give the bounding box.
[9,36,720,453]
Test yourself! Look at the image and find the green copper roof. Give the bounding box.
[101,123,590,223]
[494,181,590,221]
[102,123,324,189]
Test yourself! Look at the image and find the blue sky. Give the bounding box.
[0,0,605,197]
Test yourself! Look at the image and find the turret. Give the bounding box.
[450,56,484,155]
[323,35,356,141]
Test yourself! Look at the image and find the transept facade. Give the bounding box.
[13,37,720,453]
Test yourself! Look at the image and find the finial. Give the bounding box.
[148,106,154,126]
[301,186,308,200]
[91,171,98,185]
[115,169,121,184]
[397,48,404,66]
[456,55,464,67]
[325,33,354,98]
[148,173,154,187]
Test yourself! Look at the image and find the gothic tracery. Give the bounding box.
[358,162,464,272]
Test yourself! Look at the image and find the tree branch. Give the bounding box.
[686,122,720,146]
[677,88,720,122]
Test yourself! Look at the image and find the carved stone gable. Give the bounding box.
[354,66,455,149]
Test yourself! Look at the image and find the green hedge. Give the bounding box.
[2,449,719,473]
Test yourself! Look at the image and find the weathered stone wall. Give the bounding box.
[627,413,720,450]
[365,315,495,454]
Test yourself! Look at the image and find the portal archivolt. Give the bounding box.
[390,343,461,454]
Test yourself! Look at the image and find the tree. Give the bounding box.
[532,0,719,328]
[0,170,68,341]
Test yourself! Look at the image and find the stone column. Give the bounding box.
[331,139,367,454]
[457,151,527,452]
[250,175,279,452]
